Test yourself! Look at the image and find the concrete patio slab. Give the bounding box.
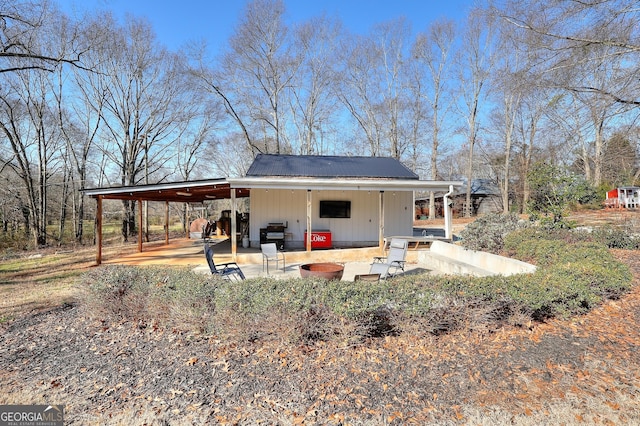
[193,260,433,281]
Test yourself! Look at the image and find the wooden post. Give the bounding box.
[96,195,103,265]
[378,191,385,248]
[165,201,169,245]
[185,203,190,238]
[138,199,143,252]
[231,189,237,259]
[306,190,312,252]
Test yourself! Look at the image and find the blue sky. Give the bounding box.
[56,0,473,51]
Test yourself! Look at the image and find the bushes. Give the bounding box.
[80,265,221,333]
[501,229,632,318]
[591,225,640,249]
[80,230,633,342]
[459,213,528,254]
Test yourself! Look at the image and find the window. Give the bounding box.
[319,200,351,218]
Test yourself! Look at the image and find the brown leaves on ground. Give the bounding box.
[1,250,639,424]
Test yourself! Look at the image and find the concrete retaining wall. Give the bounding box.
[418,240,536,277]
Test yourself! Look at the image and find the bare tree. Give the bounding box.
[377,18,412,160]
[495,0,640,106]
[188,42,257,156]
[510,88,554,212]
[289,15,341,155]
[0,0,89,74]
[52,14,106,244]
[0,66,63,246]
[222,0,300,154]
[338,18,412,158]
[337,33,385,155]
[412,19,456,218]
[0,3,82,246]
[455,9,496,217]
[486,14,537,214]
[82,13,201,241]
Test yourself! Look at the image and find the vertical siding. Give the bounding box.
[383,191,414,237]
[249,189,414,247]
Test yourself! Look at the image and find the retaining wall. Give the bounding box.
[418,240,536,277]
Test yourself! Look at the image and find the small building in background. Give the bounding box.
[604,186,640,209]
[420,179,504,218]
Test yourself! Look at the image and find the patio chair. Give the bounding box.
[261,243,285,274]
[373,238,408,277]
[368,262,392,280]
[204,242,245,281]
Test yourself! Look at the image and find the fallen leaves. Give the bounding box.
[2,249,640,424]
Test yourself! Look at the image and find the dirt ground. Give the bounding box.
[1,212,639,424]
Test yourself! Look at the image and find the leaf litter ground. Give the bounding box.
[1,250,639,425]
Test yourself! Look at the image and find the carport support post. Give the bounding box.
[138,199,143,252]
[165,201,169,245]
[379,191,385,249]
[231,189,237,259]
[96,195,103,265]
[306,190,312,252]
[185,203,190,239]
[444,184,454,240]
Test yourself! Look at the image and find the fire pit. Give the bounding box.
[299,263,344,280]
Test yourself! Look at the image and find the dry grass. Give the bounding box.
[0,241,139,323]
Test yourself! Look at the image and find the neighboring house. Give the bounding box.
[414,196,444,219]
[84,154,463,263]
[450,179,504,216]
[605,186,640,209]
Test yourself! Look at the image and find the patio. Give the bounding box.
[104,235,433,281]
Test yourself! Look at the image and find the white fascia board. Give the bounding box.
[228,177,463,192]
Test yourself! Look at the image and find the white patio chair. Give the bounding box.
[261,243,285,274]
[369,262,391,280]
[372,238,408,277]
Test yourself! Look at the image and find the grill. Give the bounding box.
[260,222,287,250]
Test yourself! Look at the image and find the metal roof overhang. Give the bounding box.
[82,179,249,203]
[82,177,464,203]
[228,177,463,193]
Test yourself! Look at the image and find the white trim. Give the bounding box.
[228,177,462,192]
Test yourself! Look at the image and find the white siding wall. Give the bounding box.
[249,189,413,248]
[383,191,414,237]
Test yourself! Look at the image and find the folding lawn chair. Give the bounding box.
[204,242,245,281]
[372,238,408,277]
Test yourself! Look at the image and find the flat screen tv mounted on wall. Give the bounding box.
[319,200,351,218]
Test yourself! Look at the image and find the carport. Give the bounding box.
[83,179,249,265]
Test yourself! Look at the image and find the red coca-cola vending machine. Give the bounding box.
[304,230,332,249]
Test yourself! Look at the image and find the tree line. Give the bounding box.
[1,0,639,247]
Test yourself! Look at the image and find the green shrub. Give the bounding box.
[503,228,590,259]
[79,265,220,332]
[591,225,640,249]
[459,213,528,254]
[501,232,632,318]
[79,231,634,341]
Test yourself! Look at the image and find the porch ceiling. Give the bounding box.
[83,179,249,203]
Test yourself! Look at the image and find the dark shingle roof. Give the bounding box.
[246,154,418,179]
